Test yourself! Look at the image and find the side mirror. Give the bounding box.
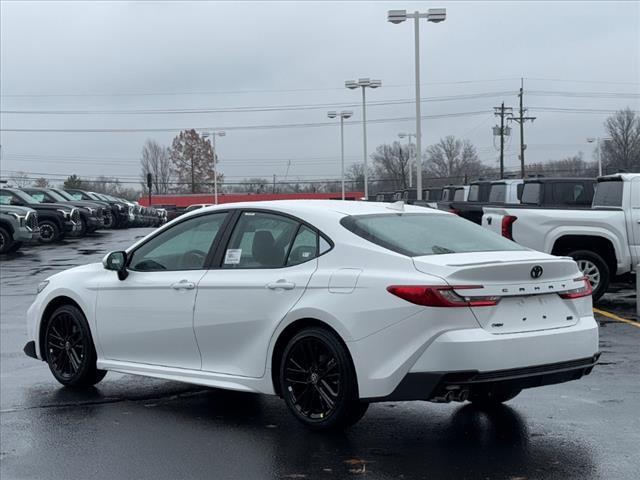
[103,251,128,280]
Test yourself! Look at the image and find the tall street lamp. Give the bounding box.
[345,78,381,200]
[388,8,446,200]
[587,137,612,176]
[398,132,416,187]
[328,110,353,200]
[202,130,226,204]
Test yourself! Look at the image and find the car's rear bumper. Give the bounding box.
[366,354,599,402]
[354,315,599,400]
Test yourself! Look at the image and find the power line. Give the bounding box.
[0,91,516,115]
[0,78,522,99]
[508,79,536,177]
[0,110,491,133]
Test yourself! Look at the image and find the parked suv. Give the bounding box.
[21,187,104,236]
[49,188,115,229]
[0,205,39,254]
[0,188,80,243]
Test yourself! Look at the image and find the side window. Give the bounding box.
[223,212,299,269]
[287,225,318,266]
[516,183,524,201]
[129,212,227,271]
[0,192,11,205]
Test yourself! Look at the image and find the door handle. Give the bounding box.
[171,280,196,290]
[266,280,296,290]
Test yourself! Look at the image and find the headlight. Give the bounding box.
[57,209,71,219]
[37,280,49,294]
[116,204,123,211]
[86,207,95,214]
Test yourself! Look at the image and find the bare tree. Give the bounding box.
[602,108,640,173]
[424,136,485,183]
[371,141,412,191]
[345,163,373,192]
[8,171,30,187]
[527,153,598,177]
[32,177,50,187]
[140,139,172,194]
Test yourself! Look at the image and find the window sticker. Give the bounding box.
[224,249,242,264]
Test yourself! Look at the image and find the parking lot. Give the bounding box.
[1,228,639,480]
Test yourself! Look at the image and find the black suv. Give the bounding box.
[21,187,105,235]
[0,187,80,243]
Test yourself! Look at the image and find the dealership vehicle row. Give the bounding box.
[0,186,168,254]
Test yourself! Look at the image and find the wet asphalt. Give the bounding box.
[1,229,639,480]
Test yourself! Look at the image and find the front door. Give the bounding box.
[96,211,229,369]
[194,211,321,377]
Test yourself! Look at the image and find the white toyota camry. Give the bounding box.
[25,200,599,430]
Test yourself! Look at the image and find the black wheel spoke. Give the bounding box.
[284,335,342,420]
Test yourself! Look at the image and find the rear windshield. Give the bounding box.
[520,183,541,204]
[593,180,623,207]
[425,189,442,201]
[340,213,524,257]
[488,184,506,203]
[453,188,466,201]
[467,185,480,202]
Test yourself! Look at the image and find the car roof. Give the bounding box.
[189,199,447,221]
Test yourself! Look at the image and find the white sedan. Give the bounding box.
[24,200,599,430]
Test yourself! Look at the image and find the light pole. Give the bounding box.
[328,110,353,200]
[398,132,416,187]
[388,8,446,200]
[202,130,226,204]
[587,137,612,176]
[345,78,381,200]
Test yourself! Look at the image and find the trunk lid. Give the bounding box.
[413,251,584,334]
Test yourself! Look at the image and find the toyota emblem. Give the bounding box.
[530,265,543,279]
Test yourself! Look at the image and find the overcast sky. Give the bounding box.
[1,0,639,188]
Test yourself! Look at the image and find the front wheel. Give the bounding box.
[38,220,61,244]
[0,227,13,254]
[569,250,610,302]
[280,327,366,430]
[44,305,106,387]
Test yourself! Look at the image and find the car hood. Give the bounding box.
[27,202,74,211]
[0,205,36,215]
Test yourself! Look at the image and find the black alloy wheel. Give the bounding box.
[103,212,114,228]
[38,220,60,243]
[280,327,368,430]
[0,227,11,254]
[44,305,106,387]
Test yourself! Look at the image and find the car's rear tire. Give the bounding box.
[38,220,61,244]
[469,387,521,407]
[280,327,365,430]
[568,249,609,302]
[0,227,13,254]
[44,304,106,387]
[75,216,87,236]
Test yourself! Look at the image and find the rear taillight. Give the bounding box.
[501,215,517,240]
[387,285,500,307]
[449,208,460,216]
[559,277,592,299]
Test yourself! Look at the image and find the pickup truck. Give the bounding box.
[437,184,470,212]
[0,205,39,254]
[0,188,80,243]
[447,179,523,224]
[482,173,639,301]
[519,177,596,208]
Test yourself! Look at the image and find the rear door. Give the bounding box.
[628,178,640,266]
[193,210,321,377]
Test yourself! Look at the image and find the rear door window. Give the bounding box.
[453,188,466,201]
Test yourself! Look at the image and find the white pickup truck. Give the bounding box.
[482,173,639,300]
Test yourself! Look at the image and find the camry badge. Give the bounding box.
[530,265,543,279]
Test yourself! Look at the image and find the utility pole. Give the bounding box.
[508,78,536,177]
[493,104,512,179]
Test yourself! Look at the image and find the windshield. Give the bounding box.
[593,180,623,207]
[42,190,67,202]
[10,189,39,204]
[341,213,525,257]
[52,189,76,201]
